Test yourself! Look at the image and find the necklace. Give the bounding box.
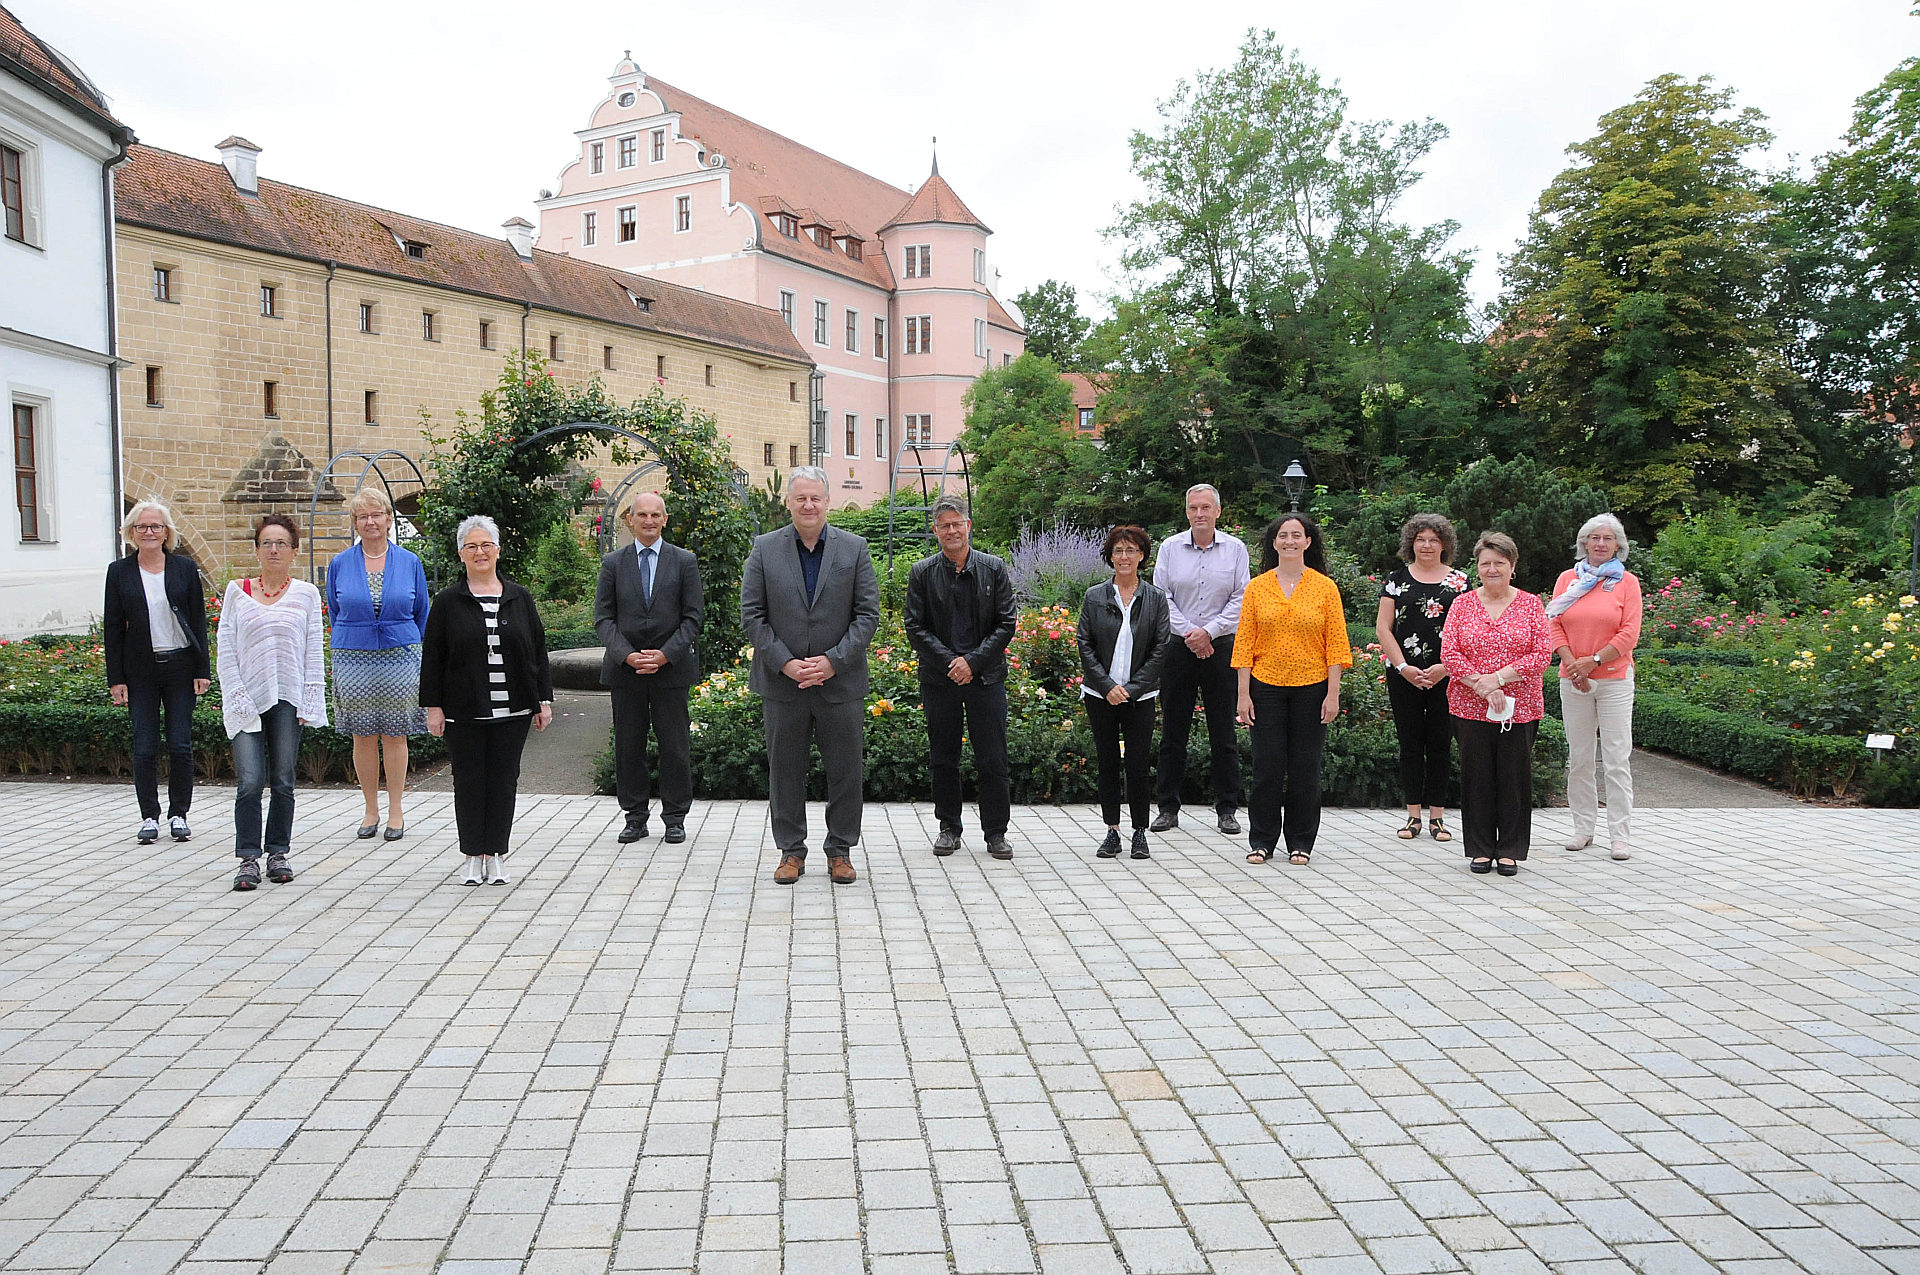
[255,576,291,602]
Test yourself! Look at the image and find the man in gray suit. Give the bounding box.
[740,466,880,885]
[595,491,704,845]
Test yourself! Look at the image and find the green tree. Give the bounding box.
[1495,75,1802,523]
[1011,279,1090,368]
[1442,456,1609,594]
[960,354,1104,543]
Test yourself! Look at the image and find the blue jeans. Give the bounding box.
[129,651,197,820]
[232,700,301,858]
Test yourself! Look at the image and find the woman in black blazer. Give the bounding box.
[104,500,210,844]
[419,515,553,886]
[1076,524,1172,861]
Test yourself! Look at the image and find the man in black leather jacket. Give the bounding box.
[904,497,1019,860]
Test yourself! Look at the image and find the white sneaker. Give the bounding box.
[137,818,159,844]
[1610,844,1632,861]
[486,854,509,885]
[1564,833,1592,851]
[460,856,484,885]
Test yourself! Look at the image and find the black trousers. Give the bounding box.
[611,680,693,823]
[923,677,1010,837]
[1454,717,1537,860]
[128,652,197,820]
[1247,679,1327,854]
[1154,636,1243,815]
[443,717,532,857]
[1083,695,1156,830]
[1386,674,1453,807]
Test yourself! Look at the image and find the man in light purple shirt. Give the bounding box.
[1151,484,1250,835]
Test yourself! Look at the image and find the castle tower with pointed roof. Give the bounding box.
[535,58,1024,504]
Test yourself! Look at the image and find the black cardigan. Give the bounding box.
[418,577,553,720]
[104,552,210,685]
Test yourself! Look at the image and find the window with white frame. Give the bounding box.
[772,211,798,238]
[844,413,859,458]
[875,417,888,459]
[651,129,666,162]
[779,290,796,331]
[906,414,932,446]
[675,195,691,232]
[582,211,597,246]
[1078,408,1095,432]
[259,283,278,318]
[813,300,829,347]
[974,248,985,284]
[844,308,859,354]
[906,315,931,354]
[1003,352,1013,368]
[618,135,637,167]
[618,206,637,242]
[12,401,41,541]
[590,141,604,174]
[152,266,172,302]
[1,143,27,244]
[873,317,887,360]
[974,318,987,358]
[358,302,374,333]
[904,244,930,278]
[421,310,436,341]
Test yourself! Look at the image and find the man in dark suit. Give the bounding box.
[739,466,880,885]
[905,496,1018,860]
[595,491,704,844]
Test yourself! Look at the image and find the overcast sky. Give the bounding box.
[20,0,1917,321]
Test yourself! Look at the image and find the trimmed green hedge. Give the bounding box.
[1640,648,1757,668]
[0,704,445,785]
[1631,690,1861,798]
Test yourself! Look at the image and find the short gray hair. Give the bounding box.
[930,496,969,522]
[788,465,829,493]
[348,485,393,518]
[1185,483,1221,506]
[120,499,177,550]
[1575,513,1630,563]
[456,514,500,549]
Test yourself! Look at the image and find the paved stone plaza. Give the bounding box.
[0,783,1917,1274]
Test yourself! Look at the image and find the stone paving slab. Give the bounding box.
[0,783,1917,1273]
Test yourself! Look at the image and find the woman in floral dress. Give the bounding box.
[1376,514,1470,842]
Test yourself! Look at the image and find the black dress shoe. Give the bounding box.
[1217,811,1243,836]
[618,818,648,844]
[663,823,686,844]
[932,827,963,856]
[1149,810,1179,832]
[383,825,405,842]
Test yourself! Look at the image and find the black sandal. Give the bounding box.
[1246,846,1275,864]
[1428,817,1452,842]
[1287,850,1312,866]
[1397,816,1421,840]
[1470,857,1493,874]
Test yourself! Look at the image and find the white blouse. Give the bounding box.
[140,564,189,652]
[1082,582,1159,702]
[216,578,329,738]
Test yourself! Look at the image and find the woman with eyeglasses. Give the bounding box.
[326,485,430,842]
[420,515,553,886]
[216,514,328,891]
[105,500,211,846]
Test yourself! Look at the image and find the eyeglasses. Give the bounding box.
[133,524,167,534]
[257,539,295,551]
[461,541,499,552]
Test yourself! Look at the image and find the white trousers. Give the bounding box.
[1563,676,1634,847]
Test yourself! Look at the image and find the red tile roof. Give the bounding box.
[879,172,989,235]
[645,75,906,292]
[116,145,811,366]
[987,292,1025,335]
[0,1,126,135]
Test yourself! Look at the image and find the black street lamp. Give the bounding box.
[1282,459,1309,513]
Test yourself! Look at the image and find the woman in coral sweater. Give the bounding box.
[1548,514,1642,862]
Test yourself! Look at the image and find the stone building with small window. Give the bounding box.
[0,3,134,636]
[535,55,1025,504]
[115,140,814,579]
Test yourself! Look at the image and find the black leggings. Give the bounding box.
[1386,674,1453,807]
[443,717,532,856]
[1084,695,1156,830]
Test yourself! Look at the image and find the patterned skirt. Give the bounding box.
[331,644,428,737]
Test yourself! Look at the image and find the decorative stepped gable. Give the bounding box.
[223,434,341,505]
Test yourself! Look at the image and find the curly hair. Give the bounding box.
[1101,524,1151,566]
[1397,513,1456,565]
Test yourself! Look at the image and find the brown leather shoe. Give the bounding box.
[827,857,857,885]
[773,854,804,884]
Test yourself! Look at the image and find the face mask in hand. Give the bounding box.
[1486,692,1514,730]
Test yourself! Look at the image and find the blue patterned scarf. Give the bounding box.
[1545,557,1624,619]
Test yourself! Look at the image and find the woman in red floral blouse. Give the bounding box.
[1439,532,1551,876]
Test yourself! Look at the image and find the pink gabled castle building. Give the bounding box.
[535,54,1024,504]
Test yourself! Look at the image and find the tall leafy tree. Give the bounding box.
[960,354,1105,543]
[1495,75,1802,523]
[1011,279,1091,368]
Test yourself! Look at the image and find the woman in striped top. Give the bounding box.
[420,515,554,885]
[217,514,328,892]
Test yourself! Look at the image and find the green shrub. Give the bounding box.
[1632,690,1861,797]
[526,520,598,603]
[1442,457,1609,595]
[1645,509,1835,610]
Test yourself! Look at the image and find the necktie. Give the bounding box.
[639,546,654,609]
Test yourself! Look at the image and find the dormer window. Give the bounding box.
[772,212,798,239]
[404,241,426,260]
[622,287,652,313]
[837,236,863,261]
[807,225,831,249]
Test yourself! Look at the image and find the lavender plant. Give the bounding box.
[1008,525,1110,608]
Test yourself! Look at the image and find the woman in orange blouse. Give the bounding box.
[1232,513,1353,866]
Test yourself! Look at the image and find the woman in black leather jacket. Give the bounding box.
[1076,525,1171,860]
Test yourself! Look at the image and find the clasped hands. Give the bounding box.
[1562,653,1599,693]
[625,649,669,675]
[782,655,837,688]
[1397,663,1445,690]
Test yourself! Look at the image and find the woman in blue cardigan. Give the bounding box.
[326,486,431,840]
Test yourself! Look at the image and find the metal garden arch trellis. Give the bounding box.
[305,449,431,585]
